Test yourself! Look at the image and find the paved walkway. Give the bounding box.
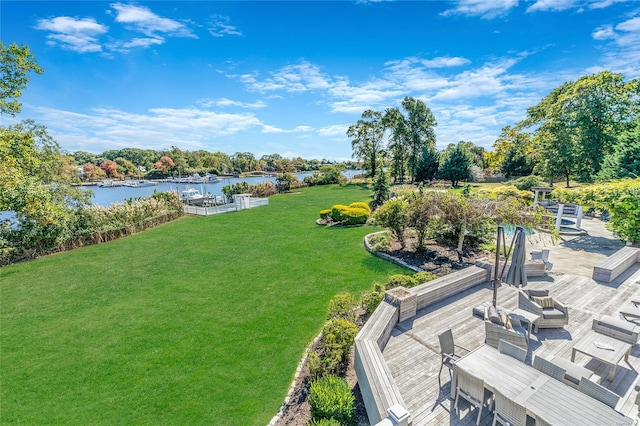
[526,216,625,278]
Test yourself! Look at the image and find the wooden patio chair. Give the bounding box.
[533,355,566,381]
[438,329,470,381]
[498,339,527,363]
[492,390,527,426]
[454,367,487,425]
[578,377,619,409]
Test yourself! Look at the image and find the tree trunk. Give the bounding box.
[457,219,467,251]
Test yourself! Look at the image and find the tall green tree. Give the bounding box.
[492,126,535,178]
[0,41,43,116]
[347,109,385,178]
[437,142,473,186]
[383,107,409,183]
[523,71,640,184]
[401,97,437,182]
[414,145,439,183]
[598,116,640,180]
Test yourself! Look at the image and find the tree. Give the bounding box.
[100,160,119,178]
[275,173,298,193]
[230,152,257,173]
[115,157,137,176]
[492,126,535,178]
[400,97,437,182]
[82,162,106,180]
[347,109,385,178]
[598,116,640,180]
[371,198,410,248]
[0,41,43,116]
[523,71,640,184]
[438,142,473,186]
[414,145,439,183]
[154,156,175,175]
[370,168,390,209]
[383,107,409,183]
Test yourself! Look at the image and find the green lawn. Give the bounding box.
[0,184,405,425]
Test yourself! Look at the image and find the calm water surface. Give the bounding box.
[86,170,362,206]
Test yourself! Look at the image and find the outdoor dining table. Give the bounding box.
[451,344,634,426]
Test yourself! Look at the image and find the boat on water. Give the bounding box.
[98,179,126,187]
[180,188,206,203]
[123,179,157,187]
[170,173,221,184]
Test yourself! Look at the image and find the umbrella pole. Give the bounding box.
[492,226,503,308]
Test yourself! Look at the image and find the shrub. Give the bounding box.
[341,207,369,225]
[360,283,385,314]
[368,231,391,252]
[371,198,410,248]
[413,271,437,285]
[348,202,371,215]
[322,318,358,361]
[249,181,276,198]
[308,418,341,426]
[385,274,417,290]
[509,175,544,191]
[319,209,332,220]
[307,351,325,381]
[275,173,299,193]
[309,375,355,424]
[330,204,349,222]
[327,292,357,322]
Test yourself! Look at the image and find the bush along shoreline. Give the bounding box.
[0,191,183,266]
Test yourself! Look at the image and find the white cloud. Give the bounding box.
[527,0,629,12]
[591,13,640,77]
[432,59,518,101]
[110,3,195,38]
[231,61,333,93]
[318,124,350,137]
[260,124,314,134]
[31,106,262,152]
[34,16,108,53]
[527,0,577,13]
[592,24,617,40]
[208,15,242,37]
[617,16,640,32]
[197,98,267,109]
[588,0,629,9]
[441,0,519,19]
[422,56,472,68]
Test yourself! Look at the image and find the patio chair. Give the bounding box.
[492,390,527,426]
[438,329,470,381]
[620,305,640,322]
[533,355,566,381]
[518,289,569,329]
[454,367,487,425]
[530,248,553,271]
[577,378,619,409]
[498,339,527,363]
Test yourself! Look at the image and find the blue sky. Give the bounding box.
[3,1,640,161]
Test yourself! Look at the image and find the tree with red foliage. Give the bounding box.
[100,160,119,178]
[154,156,175,175]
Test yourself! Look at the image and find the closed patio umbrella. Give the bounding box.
[503,226,528,287]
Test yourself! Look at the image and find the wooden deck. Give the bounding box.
[382,263,640,425]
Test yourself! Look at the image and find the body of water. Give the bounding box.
[85,170,363,207]
[1,171,364,224]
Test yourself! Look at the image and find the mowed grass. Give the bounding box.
[0,184,405,425]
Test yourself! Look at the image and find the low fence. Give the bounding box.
[183,197,269,216]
